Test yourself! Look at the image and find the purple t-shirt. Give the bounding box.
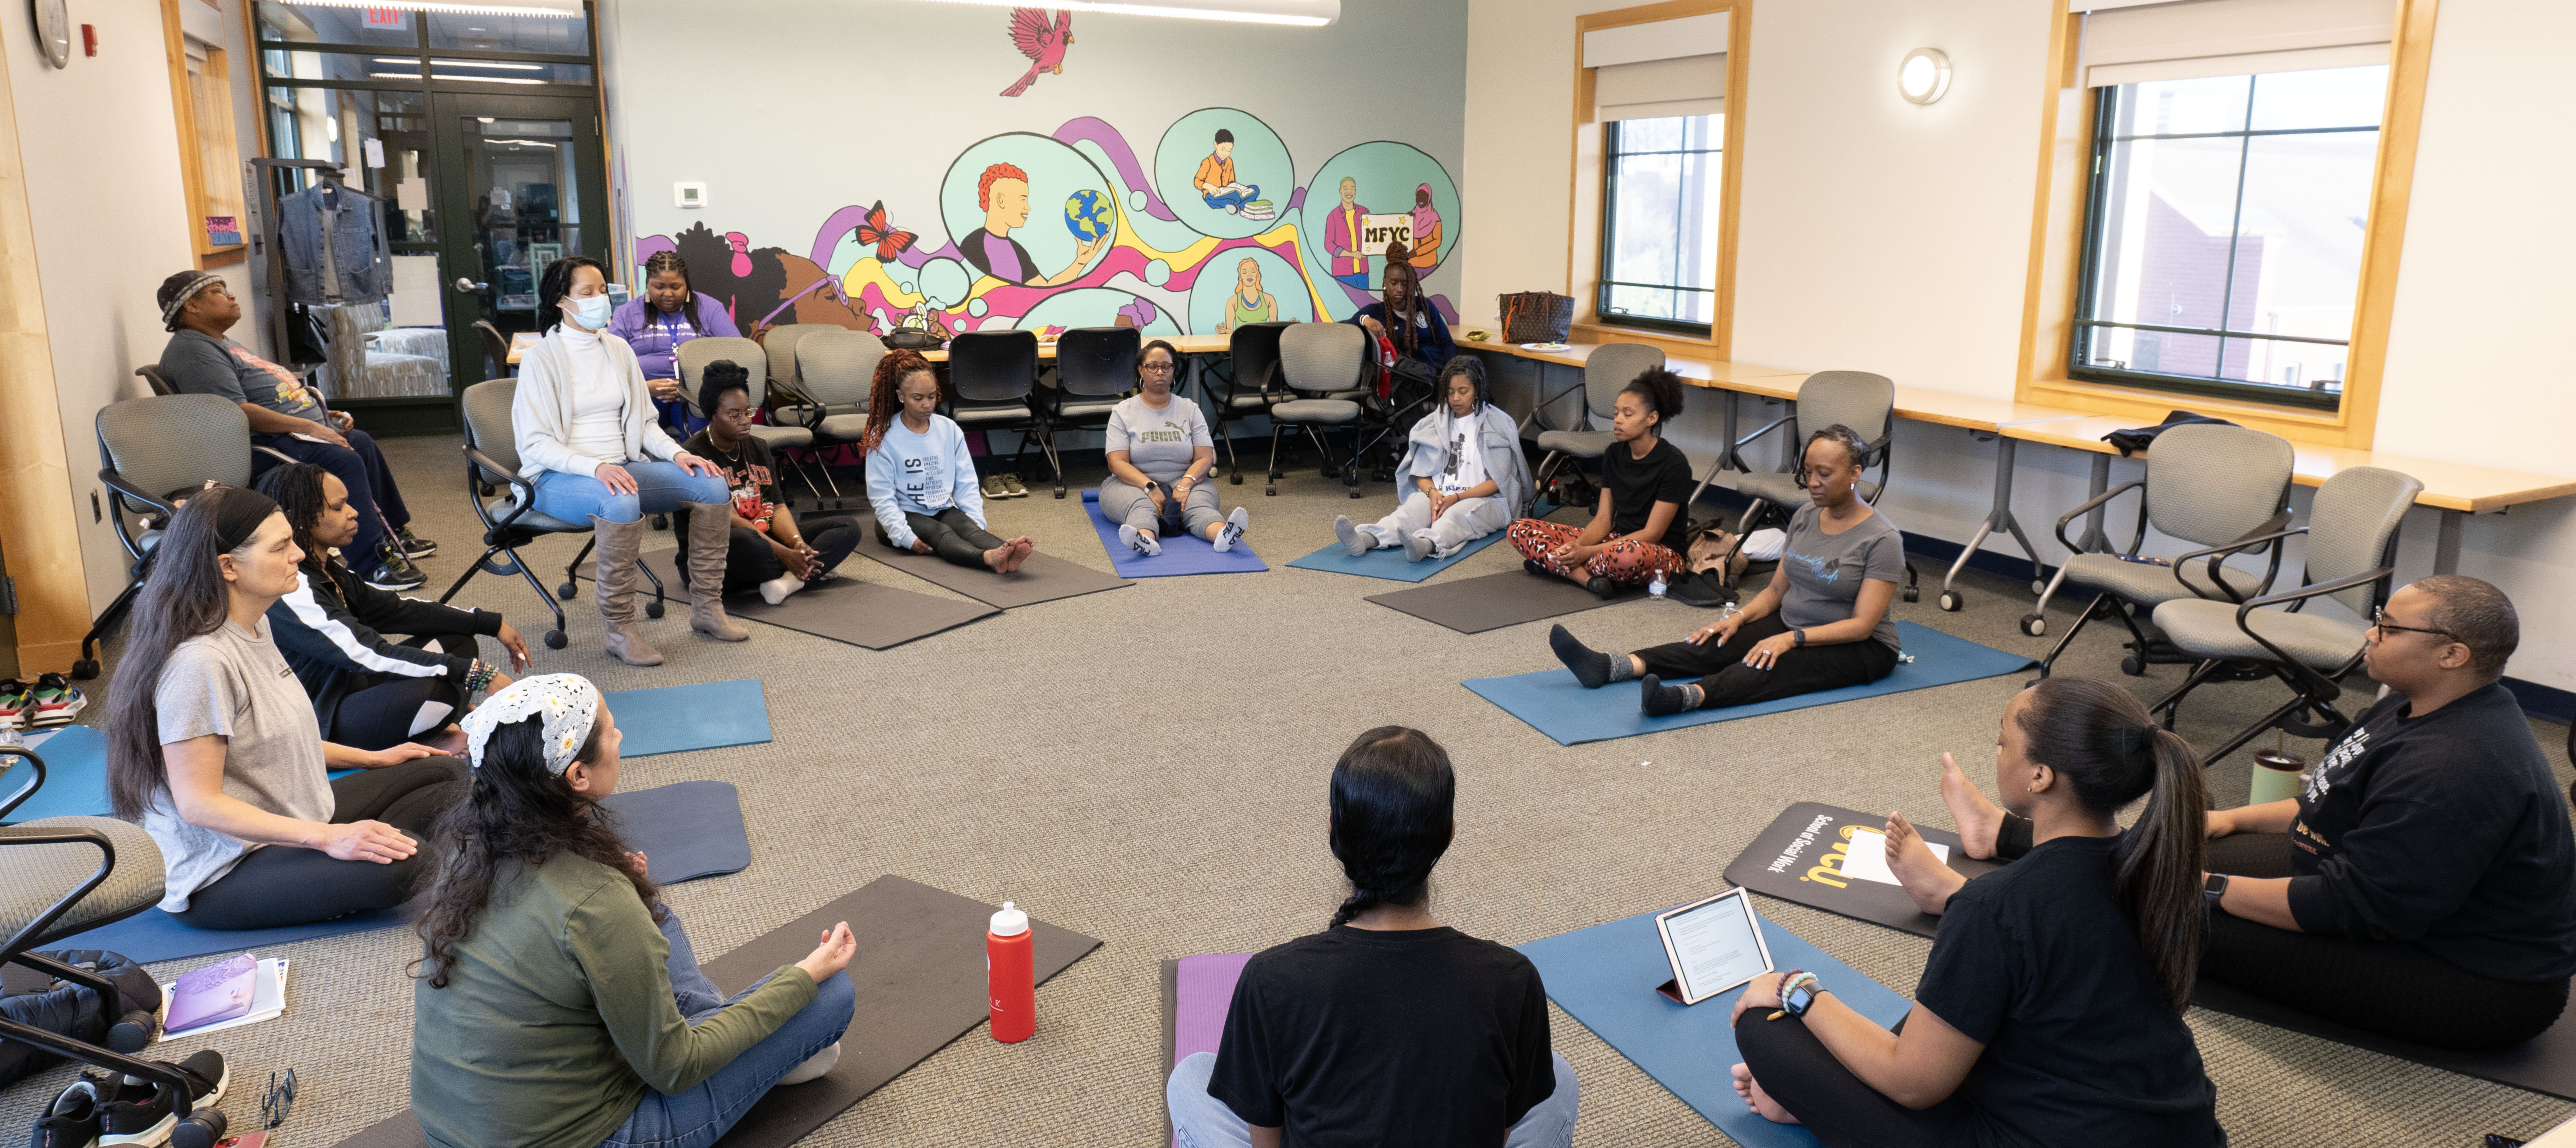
[962,228,1033,283]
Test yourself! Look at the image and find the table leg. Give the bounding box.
[2075,453,2114,554]
[2435,508,2464,575]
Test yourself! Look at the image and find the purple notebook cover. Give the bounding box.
[167,952,256,1033]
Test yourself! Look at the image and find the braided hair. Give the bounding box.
[1326,726,1456,928]
[1378,245,1423,359]
[641,250,711,335]
[1438,356,1489,414]
[1801,423,1874,488]
[858,348,936,454]
[253,461,340,591]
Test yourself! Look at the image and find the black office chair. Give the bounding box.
[1034,327,1138,499]
[943,330,1047,485]
[134,365,175,396]
[472,319,513,380]
[1201,322,1288,485]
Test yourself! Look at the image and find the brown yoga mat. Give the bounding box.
[1363,568,1645,635]
[333,876,1102,1148]
[862,545,1132,610]
[585,551,997,649]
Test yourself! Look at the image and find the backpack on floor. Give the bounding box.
[0,948,162,1088]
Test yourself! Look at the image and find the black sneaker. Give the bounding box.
[102,1050,226,1147]
[32,1073,111,1148]
[1585,574,1619,599]
[362,541,429,592]
[396,525,437,558]
[1523,558,1555,579]
[1667,570,1739,609]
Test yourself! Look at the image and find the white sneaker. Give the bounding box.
[1405,531,1435,562]
[1119,522,1162,556]
[1335,515,1370,556]
[759,573,805,605]
[778,1041,840,1086]
[1213,507,1249,553]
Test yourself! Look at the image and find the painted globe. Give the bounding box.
[1063,189,1114,242]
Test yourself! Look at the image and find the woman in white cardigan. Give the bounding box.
[513,256,744,667]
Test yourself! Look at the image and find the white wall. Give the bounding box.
[2,0,200,612]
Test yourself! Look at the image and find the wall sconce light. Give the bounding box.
[1899,47,1951,105]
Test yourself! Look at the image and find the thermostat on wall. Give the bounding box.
[675,182,708,209]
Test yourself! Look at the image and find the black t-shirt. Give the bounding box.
[681,429,784,529]
[2285,683,2576,982]
[1206,925,1557,1148]
[1916,836,2225,1148]
[1599,436,1692,552]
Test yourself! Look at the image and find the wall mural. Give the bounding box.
[631,108,1460,348]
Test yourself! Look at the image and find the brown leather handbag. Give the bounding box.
[1498,292,1575,344]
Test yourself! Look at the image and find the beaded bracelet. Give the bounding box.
[464,660,498,696]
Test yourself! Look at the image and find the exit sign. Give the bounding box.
[363,8,409,29]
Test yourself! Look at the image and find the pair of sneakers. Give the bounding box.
[1120,507,1249,556]
[977,474,1029,499]
[360,534,430,592]
[0,673,87,728]
[32,1050,229,1148]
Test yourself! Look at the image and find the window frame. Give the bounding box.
[161,0,251,269]
[1595,114,1723,339]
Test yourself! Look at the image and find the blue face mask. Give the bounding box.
[565,293,612,329]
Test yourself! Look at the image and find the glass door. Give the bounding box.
[431,92,608,402]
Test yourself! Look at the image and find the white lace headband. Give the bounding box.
[461,674,602,775]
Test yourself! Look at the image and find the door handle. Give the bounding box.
[453,277,489,292]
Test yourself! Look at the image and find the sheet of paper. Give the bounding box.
[363,138,386,169]
[1839,828,1948,887]
[396,175,426,211]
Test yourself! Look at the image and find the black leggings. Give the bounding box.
[1734,1008,1966,1148]
[172,756,469,931]
[682,518,865,595]
[1994,815,2571,1050]
[326,633,476,751]
[1634,613,1900,710]
[877,507,1004,570]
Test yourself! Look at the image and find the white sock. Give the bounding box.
[778,1041,839,1086]
[1214,506,1249,553]
[759,574,806,605]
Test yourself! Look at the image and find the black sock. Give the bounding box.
[1550,625,1617,689]
[1639,675,1701,717]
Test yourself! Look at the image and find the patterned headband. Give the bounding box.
[461,674,602,776]
[160,271,223,331]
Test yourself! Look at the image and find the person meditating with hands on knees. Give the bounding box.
[1898,575,2576,1052]
[103,485,470,932]
[1167,726,1577,1148]
[1334,356,1526,562]
[860,349,1036,572]
[410,674,856,1148]
[1732,676,2224,1148]
[607,250,740,438]
[1548,425,1903,717]
[680,360,866,604]
[1507,367,1692,597]
[1101,339,1249,556]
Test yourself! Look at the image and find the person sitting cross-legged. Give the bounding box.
[680,360,865,604]
[1332,356,1527,563]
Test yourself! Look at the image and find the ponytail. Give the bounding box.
[1325,726,1455,929]
[2015,677,2206,1011]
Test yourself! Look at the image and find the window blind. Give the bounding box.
[1586,11,1729,122]
[2073,0,2393,87]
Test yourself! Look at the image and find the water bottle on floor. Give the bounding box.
[987,900,1035,1043]
[1648,571,1667,599]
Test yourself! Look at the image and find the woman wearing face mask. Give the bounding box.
[1333,357,1527,562]
[514,256,744,667]
[607,251,740,438]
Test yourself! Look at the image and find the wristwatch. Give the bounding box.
[1779,970,1824,1016]
[2202,872,2230,909]
[1791,628,1808,647]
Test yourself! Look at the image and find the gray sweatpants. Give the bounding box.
[1100,478,1223,538]
[1360,492,1509,557]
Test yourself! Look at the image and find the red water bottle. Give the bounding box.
[987,901,1034,1043]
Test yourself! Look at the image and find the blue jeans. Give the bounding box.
[1202,184,1260,211]
[531,460,729,525]
[597,910,856,1148]
[1165,1049,1577,1148]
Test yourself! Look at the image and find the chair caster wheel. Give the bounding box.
[1054,488,1066,499]
[544,629,568,650]
[1348,488,1363,499]
[558,583,578,601]
[71,659,100,681]
[651,514,669,531]
[2018,614,2047,637]
[172,1108,228,1148]
[1902,586,1920,603]
[1229,473,1243,485]
[2031,579,2048,596]
[1938,591,1962,612]
[1265,485,1277,496]
[2120,655,2145,677]
[645,600,665,619]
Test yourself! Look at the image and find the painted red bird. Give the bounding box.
[1001,7,1072,98]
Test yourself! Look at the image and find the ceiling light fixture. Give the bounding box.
[902,0,1336,27]
[369,71,546,84]
[1898,47,1951,105]
[297,0,576,15]
[371,57,543,69]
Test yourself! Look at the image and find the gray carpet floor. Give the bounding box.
[9,432,2572,1148]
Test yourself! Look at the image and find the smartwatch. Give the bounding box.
[1779,970,1824,1017]
[1791,628,1808,648]
[2202,872,2229,909]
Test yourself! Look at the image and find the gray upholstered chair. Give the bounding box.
[1726,370,1919,601]
[2148,465,2421,764]
[1267,322,1369,499]
[791,330,884,508]
[1528,342,1665,505]
[2030,423,2297,675]
[679,335,819,502]
[760,323,838,394]
[438,378,665,651]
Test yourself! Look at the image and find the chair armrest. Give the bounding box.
[0,745,44,820]
[0,815,116,959]
[97,467,179,521]
[463,445,540,531]
[1735,413,1793,455]
[2231,564,2394,677]
[2172,512,2300,604]
[2052,478,2146,555]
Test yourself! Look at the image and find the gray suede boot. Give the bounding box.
[593,516,666,666]
[684,502,749,641]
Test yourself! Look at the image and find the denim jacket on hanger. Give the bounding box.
[279,181,393,305]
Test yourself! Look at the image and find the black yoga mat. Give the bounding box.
[333,876,1102,1148]
[862,545,1132,610]
[586,551,998,649]
[1363,568,1644,635]
[1725,803,2576,1101]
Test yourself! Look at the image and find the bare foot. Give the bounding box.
[424,725,469,756]
[1730,1063,1801,1124]
[1885,811,1967,916]
[1941,752,2005,859]
[982,546,1009,571]
[1003,537,1035,572]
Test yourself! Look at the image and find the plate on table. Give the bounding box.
[1520,342,1571,351]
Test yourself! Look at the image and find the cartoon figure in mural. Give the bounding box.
[723,232,755,278]
[1000,7,1073,98]
[855,200,917,263]
[1194,129,1274,221]
[1324,177,1373,289]
[896,300,954,342]
[1408,183,1442,273]
[1213,257,1279,336]
[958,162,1105,287]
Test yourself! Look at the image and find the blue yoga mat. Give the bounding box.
[44,780,751,964]
[1518,909,1914,1148]
[1284,529,1505,583]
[1465,622,2034,746]
[3,682,772,822]
[1082,488,1267,578]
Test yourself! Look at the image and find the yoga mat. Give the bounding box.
[1517,909,1913,1148]
[1160,953,1254,1148]
[0,726,107,822]
[865,545,1134,609]
[1734,807,2576,1101]
[1365,568,1642,635]
[1721,803,2003,940]
[1284,529,1505,583]
[48,782,751,963]
[333,875,1103,1148]
[609,678,772,757]
[1082,488,1268,578]
[598,551,999,649]
[1465,622,2035,745]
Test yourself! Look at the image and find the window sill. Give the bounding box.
[1571,320,1720,359]
[2024,373,2361,446]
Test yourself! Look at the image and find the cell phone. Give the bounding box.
[2114,553,2172,567]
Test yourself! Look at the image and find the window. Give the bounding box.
[2070,65,2387,409]
[1597,113,1723,335]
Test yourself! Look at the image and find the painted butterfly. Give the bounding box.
[856,200,917,263]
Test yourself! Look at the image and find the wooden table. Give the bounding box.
[917,332,1232,363]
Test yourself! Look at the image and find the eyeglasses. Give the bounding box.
[262,1068,297,1128]
[2370,606,2455,642]
[1138,362,1176,373]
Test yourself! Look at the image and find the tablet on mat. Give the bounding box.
[1653,887,1773,1005]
